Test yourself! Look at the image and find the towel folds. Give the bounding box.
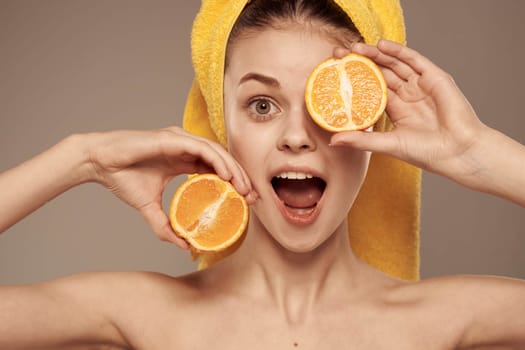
[183,0,421,281]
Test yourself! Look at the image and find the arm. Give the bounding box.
[0,271,184,350]
[0,127,256,243]
[457,126,525,207]
[423,275,525,349]
[0,273,128,349]
[0,134,92,233]
[331,40,525,207]
[460,276,525,349]
[0,127,256,348]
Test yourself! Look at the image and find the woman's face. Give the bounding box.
[224,23,370,253]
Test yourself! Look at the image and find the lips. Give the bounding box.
[270,170,327,225]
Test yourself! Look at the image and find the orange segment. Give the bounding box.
[169,174,248,253]
[305,53,387,132]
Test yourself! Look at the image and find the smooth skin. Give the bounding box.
[1,23,525,350]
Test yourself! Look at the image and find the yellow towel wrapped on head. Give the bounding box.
[183,0,421,281]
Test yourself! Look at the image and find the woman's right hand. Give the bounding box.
[330,41,525,206]
[85,127,256,248]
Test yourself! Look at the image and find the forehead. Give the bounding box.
[226,24,343,84]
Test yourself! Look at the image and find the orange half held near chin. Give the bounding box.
[169,174,249,256]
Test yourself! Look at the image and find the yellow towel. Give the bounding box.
[183,0,421,281]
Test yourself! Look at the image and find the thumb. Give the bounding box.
[330,130,399,155]
[140,202,190,250]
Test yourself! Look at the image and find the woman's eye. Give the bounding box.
[248,98,280,121]
[255,100,270,114]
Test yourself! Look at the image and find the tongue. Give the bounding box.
[274,179,323,208]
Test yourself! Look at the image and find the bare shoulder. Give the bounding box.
[67,269,209,313]
[387,274,525,349]
[0,270,207,350]
[396,274,525,311]
[61,270,212,349]
[392,273,525,299]
[39,270,201,302]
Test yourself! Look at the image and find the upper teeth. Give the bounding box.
[276,172,313,180]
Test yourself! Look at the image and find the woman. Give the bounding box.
[1,0,524,349]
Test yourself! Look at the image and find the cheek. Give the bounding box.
[333,149,371,192]
[227,128,250,165]
[225,114,265,177]
[225,102,276,176]
[347,150,371,172]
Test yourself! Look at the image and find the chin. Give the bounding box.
[276,236,324,254]
[268,221,338,255]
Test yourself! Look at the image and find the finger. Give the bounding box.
[232,157,259,204]
[190,136,258,202]
[377,40,442,76]
[178,158,256,200]
[380,68,406,95]
[244,190,259,205]
[231,158,254,197]
[111,128,234,182]
[351,42,417,81]
[202,140,252,195]
[173,131,252,195]
[157,127,232,177]
[140,202,190,250]
[192,159,215,174]
[161,135,233,181]
[384,88,406,118]
[172,158,215,176]
[330,130,399,156]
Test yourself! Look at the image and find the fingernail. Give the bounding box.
[329,137,343,146]
[245,191,258,205]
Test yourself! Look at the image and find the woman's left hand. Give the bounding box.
[330,40,488,182]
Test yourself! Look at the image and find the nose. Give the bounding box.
[277,106,317,153]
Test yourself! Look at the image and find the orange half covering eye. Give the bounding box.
[305,53,387,132]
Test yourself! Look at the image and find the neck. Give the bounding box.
[225,215,365,325]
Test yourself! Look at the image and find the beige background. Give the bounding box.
[0,0,523,284]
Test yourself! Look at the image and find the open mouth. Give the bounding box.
[271,171,327,219]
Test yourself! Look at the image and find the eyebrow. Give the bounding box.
[238,72,281,88]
